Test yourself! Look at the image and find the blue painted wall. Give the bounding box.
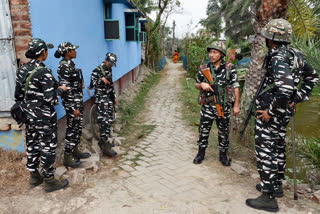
[0,130,24,153]
[28,0,142,119]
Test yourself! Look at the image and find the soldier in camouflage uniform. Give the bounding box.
[90,53,117,157]
[55,42,90,168]
[246,19,319,212]
[193,43,240,166]
[14,38,69,192]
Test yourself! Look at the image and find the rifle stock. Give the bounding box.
[201,67,224,118]
[201,68,214,85]
[239,71,268,136]
[239,100,254,135]
[239,52,273,136]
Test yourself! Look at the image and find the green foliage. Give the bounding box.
[290,35,320,75]
[225,37,235,50]
[205,0,223,38]
[204,0,320,43]
[184,36,214,78]
[287,0,320,38]
[297,138,320,169]
[180,77,201,125]
[311,86,320,96]
[284,175,303,184]
[135,0,181,68]
[217,0,255,42]
[236,68,247,76]
[133,0,156,14]
[239,40,252,57]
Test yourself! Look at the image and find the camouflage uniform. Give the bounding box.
[14,39,62,178]
[255,45,319,194]
[56,42,84,153]
[196,61,239,152]
[90,62,116,142]
[254,19,319,194]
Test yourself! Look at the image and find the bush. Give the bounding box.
[239,40,252,57]
[184,36,214,78]
[297,138,320,169]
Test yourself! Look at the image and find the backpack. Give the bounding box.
[257,48,301,98]
[10,66,44,126]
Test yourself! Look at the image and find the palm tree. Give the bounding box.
[287,0,320,37]
[239,0,320,134]
[238,0,290,135]
[205,0,223,39]
[287,0,320,76]
[219,0,255,42]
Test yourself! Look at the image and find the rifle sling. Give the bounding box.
[257,83,275,98]
[24,66,44,96]
[209,63,227,107]
[99,65,106,76]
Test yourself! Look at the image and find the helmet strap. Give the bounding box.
[269,33,276,48]
[212,56,224,67]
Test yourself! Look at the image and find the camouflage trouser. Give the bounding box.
[25,120,57,178]
[197,104,231,152]
[255,99,293,194]
[64,105,83,153]
[96,96,114,141]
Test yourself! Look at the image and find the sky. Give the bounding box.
[151,0,209,39]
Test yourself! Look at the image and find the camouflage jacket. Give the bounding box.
[14,59,42,102]
[14,60,62,124]
[89,63,116,100]
[196,60,240,98]
[261,44,319,116]
[57,59,83,111]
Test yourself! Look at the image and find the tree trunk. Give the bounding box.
[234,0,290,142]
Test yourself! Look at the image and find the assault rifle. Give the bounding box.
[239,73,267,135]
[200,65,224,118]
[239,53,271,136]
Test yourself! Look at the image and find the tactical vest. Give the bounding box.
[258,48,301,98]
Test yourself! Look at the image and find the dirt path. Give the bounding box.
[0,62,316,214]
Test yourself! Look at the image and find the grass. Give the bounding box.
[116,70,161,154]
[118,72,161,127]
[297,138,320,169]
[180,77,201,126]
[311,85,320,96]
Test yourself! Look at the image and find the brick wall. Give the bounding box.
[0,0,31,131]
[9,0,31,64]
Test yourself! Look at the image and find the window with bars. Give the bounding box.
[103,3,120,40]
[125,12,143,42]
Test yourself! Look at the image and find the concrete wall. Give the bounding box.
[0,129,24,152]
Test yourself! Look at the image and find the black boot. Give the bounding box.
[219,150,231,166]
[99,139,117,157]
[256,184,284,198]
[44,177,69,193]
[73,146,91,159]
[64,152,81,168]
[30,171,43,188]
[193,146,206,164]
[246,193,279,212]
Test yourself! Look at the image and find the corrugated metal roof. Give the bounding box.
[0,0,17,117]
